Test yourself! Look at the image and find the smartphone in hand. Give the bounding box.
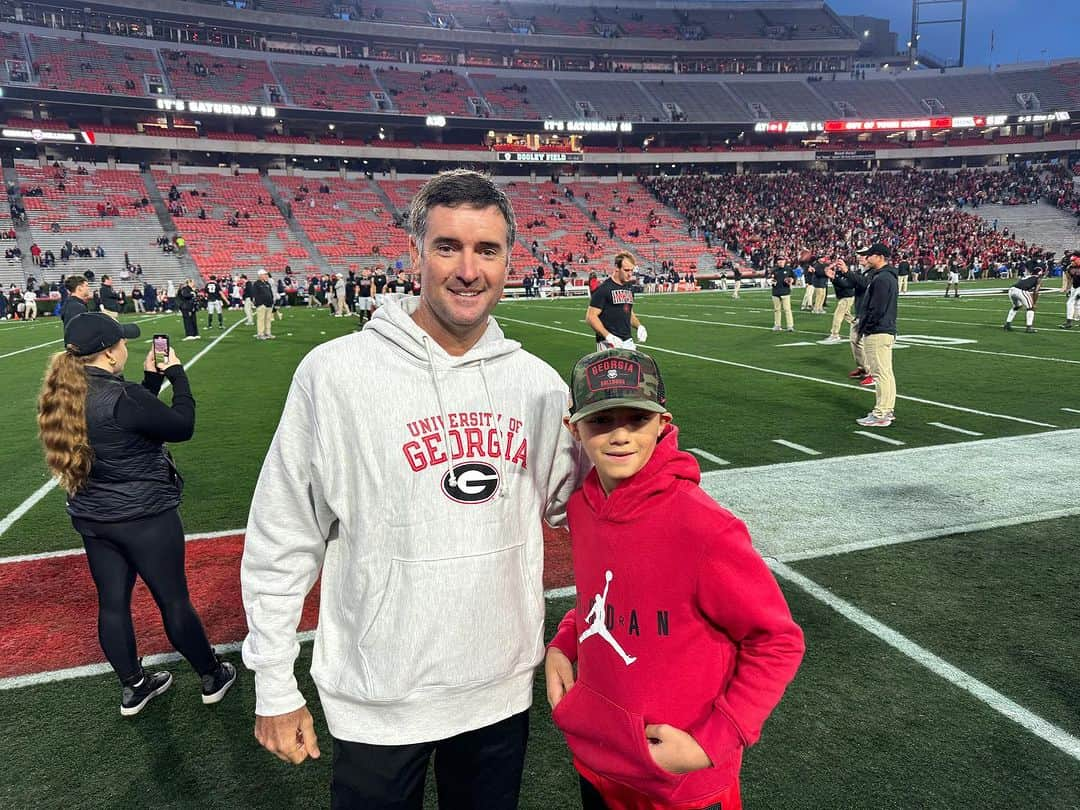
[153,334,170,369]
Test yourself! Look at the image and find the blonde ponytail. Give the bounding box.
[38,350,93,494]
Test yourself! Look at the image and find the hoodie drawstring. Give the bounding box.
[423,336,458,487]
[478,359,509,498]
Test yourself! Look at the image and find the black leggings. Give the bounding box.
[72,508,217,684]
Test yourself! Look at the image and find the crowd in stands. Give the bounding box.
[643,163,1078,277]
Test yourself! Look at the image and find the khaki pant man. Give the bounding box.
[243,298,255,325]
[800,282,815,310]
[898,275,909,293]
[772,294,794,330]
[256,304,273,338]
[830,297,854,338]
[861,333,896,417]
[850,321,866,371]
[812,286,826,313]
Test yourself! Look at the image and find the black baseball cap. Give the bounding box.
[568,348,668,424]
[64,313,140,356]
[856,243,890,258]
[1068,250,1080,261]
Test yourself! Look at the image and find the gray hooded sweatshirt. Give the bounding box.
[241,295,582,744]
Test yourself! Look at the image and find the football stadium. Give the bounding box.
[0,0,1078,807]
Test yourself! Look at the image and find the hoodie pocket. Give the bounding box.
[553,682,686,799]
[340,544,539,702]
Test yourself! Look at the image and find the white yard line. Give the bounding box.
[0,630,315,691]
[497,316,1058,429]
[647,301,1079,336]
[0,585,584,689]
[687,448,730,466]
[0,337,62,360]
[777,505,1080,563]
[854,430,906,446]
[1061,408,1080,415]
[769,561,1080,763]
[0,319,244,541]
[928,422,984,437]
[772,439,821,456]
[0,527,244,564]
[912,343,1080,365]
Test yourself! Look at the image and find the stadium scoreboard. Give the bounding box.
[754,111,1070,134]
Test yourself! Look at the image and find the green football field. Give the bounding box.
[1,280,1078,809]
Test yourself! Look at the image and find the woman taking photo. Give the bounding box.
[37,312,235,716]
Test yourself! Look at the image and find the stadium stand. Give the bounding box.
[152,170,317,279]
[590,183,713,270]
[642,167,1065,275]
[14,162,185,293]
[1049,61,1080,108]
[760,7,847,38]
[468,74,572,120]
[993,64,1078,112]
[258,0,327,15]
[600,8,681,39]
[160,49,278,105]
[360,2,431,27]
[639,80,749,122]
[725,79,834,120]
[2,25,1077,125]
[372,67,476,116]
[809,76,923,118]
[28,34,159,96]
[897,72,1017,115]
[273,61,381,112]
[511,3,598,36]
[0,30,30,82]
[431,0,509,32]
[685,8,768,38]
[556,79,666,122]
[502,182,633,273]
[269,174,410,272]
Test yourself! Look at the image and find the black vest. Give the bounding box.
[66,369,184,521]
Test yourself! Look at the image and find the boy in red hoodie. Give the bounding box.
[546,348,805,810]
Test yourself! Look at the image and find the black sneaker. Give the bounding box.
[202,660,237,705]
[1061,320,1074,329]
[1003,322,1012,331]
[1025,326,1037,333]
[120,670,173,717]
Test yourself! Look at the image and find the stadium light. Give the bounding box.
[863,30,870,36]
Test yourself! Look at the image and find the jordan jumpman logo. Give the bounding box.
[579,570,636,666]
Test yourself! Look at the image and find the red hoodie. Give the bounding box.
[548,426,804,808]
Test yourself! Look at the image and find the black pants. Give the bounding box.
[72,508,217,684]
[331,710,529,810]
[181,309,198,337]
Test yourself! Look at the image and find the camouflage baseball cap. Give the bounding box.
[568,348,668,424]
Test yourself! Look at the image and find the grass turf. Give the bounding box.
[3,591,1079,809]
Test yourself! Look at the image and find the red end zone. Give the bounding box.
[0,526,574,680]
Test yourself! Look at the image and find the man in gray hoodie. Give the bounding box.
[242,169,582,809]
